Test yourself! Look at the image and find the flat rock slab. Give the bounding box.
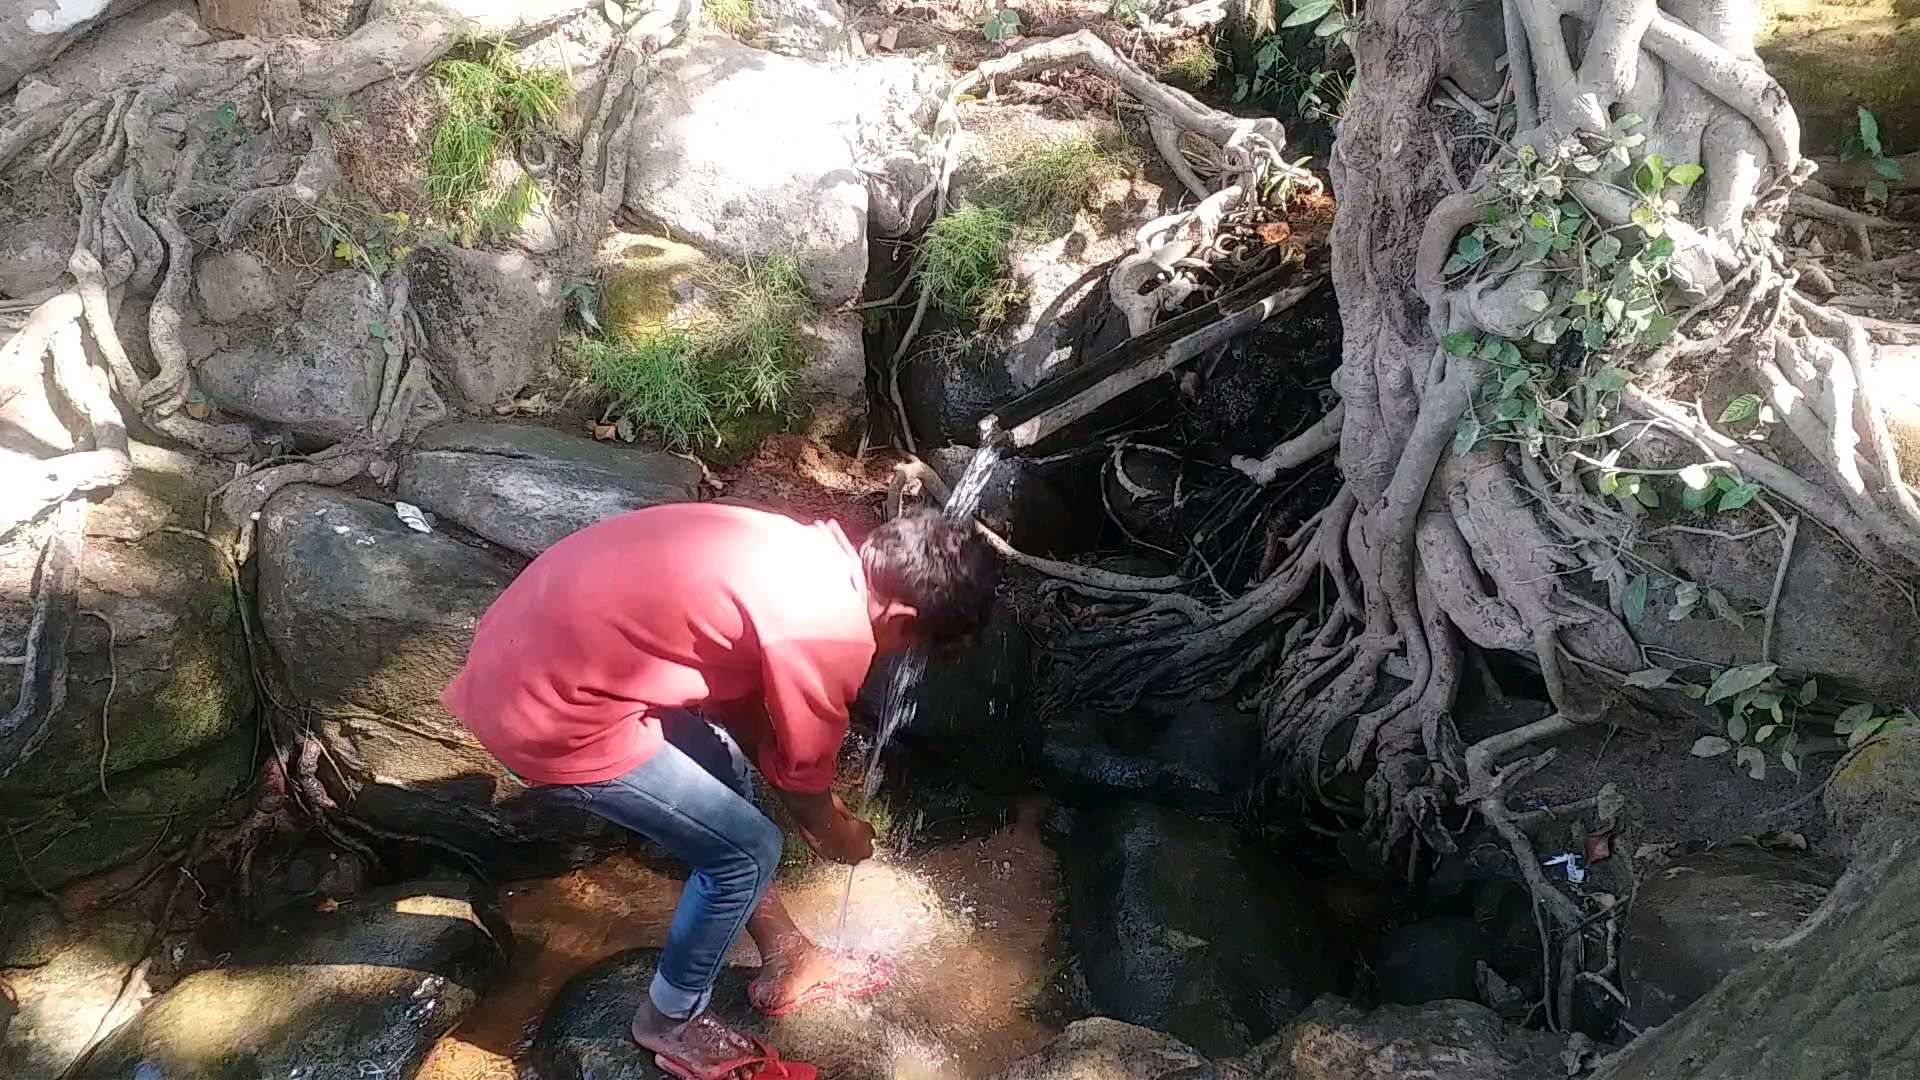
[991,1018,1205,1080]
[1242,996,1563,1080]
[71,878,508,1080]
[396,422,702,557]
[534,947,978,1080]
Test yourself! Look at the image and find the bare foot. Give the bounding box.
[631,1008,770,1080]
[749,937,890,1014]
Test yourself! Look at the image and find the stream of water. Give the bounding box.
[838,440,1007,945]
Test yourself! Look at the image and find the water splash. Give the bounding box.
[838,442,1006,946]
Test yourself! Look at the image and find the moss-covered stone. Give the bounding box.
[1759,0,1920,155]
[599,233,719,344]
[1,729,253,891]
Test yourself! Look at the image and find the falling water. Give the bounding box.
[838,439,1007,946]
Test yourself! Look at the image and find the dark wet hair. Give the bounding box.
[860,507,998,648]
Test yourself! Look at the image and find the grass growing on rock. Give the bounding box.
[706,0,755,36]
[920,204,1019,324]
[1160,39,1221,91]
[427,38,569,233]
[982,132,1134,225]
[582,254,816,450]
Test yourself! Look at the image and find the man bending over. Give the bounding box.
[445,502,995,1079]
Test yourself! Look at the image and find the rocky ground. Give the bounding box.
[3,0,1920,1075]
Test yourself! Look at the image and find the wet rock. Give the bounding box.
[197,269,397,444]
[395,422,701,558]
[194,249,280,324]
[1240,996,1562,1080]
[406,244,560,412]
[1638,523,1920,705]
[534,947,953,1080]
[0,211,76,300]
[899,338,1017,449]
[748,0,858,58]
[1038,699,1257,814]
[624,35,867,304]
[873,602,1032,788]
[71,877,507,1080]
[929,444,1077,555]
[1372,915,1485,1007]
[0,0,157,95]
[1062,802,1351,1056]
[0,910,155,1078]
[256,485,622,875]
[992,1018,1206,1080]
[1,442,256,888]
[1828,726,1920,860]
[0,897,62,967]
[1622,849,1832,1029]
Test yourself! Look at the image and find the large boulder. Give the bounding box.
[1061,802,1351,1056]
[197,270,409,445]
[255,485,622,875]
[395,422,702,557]
[1638,524,1920,704]
[991,1018,1206,1080]
[0,910,157,1078]
[624,35,867,305]
[0,0,158,95]
[70,877,508,1079]
[1621,849,1832,1029]
[1038,698,1257,814]
[1238,997,1563,1080]
[194,249,281,324]
[406,244,560,412]
[0,442,256,889]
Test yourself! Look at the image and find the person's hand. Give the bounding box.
[804,795,876,865]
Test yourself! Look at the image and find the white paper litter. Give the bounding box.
[1543,853,1586,884]
[394,502,433,534]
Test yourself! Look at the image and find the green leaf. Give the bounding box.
[1597,782,1626,823]
[1705,662,1779,705]
[1683,683,1706,700]
[1728,712,1748,743]
[1571,154,1602,173]
[1873,155,1906,180]
[1589,367,1632,393]
[1849,713,1892,749]
[1572,289,1598,306]
[1691,735,1733,758]
[1521,289,1551,313]
[1600,471,1621,496]
[1281,0,1334,25]
[1443,332,1476,357]
[1442,254,1472,276]
[1667,163,1705,186]
[1781,749,1800,777]
[1636,483,1661,508]
[1708,587,1744,628]
[1624,667,1674,689]
[1867,179,1891,204]
[1682,483,1716,511]
[1718,481,1760,511]
[1798,677,1819,706]
[1719,393,1763,424]
[1500,367,1531,398]
[1645,312,1677,346]
[1313,10,1346,35]
[1858,106,1883,158]
[1835,702,1875,735]
[1756,723,1779,743]
[366,320,388,339]
[1624,573,1649,625]
[1454,231,1487,263]
[1631,202,1666,236]
[1453,416,1481,456]
[1590,233,1622,268]
[1737,746,1767,780]
[1614,112,1644,131]
[1647,233,1677,260]
[1636,154,1667,195]
[1495,397,1528,421]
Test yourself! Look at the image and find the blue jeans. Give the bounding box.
[547,710,782,1020]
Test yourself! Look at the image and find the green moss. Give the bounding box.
[980,132,1135,227]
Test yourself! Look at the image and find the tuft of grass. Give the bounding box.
[982,132,1134,225]
[920,204,1019,325]
[1161,38,1221,90]
[706,0,755,35]
[582,254,817,449]
[427,38,569,230]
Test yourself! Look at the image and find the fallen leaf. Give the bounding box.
[592,422,618,441]
[1257,221,1294,244]
[184,400,211,420]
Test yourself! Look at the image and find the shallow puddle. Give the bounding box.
[417,797,1062,1079]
